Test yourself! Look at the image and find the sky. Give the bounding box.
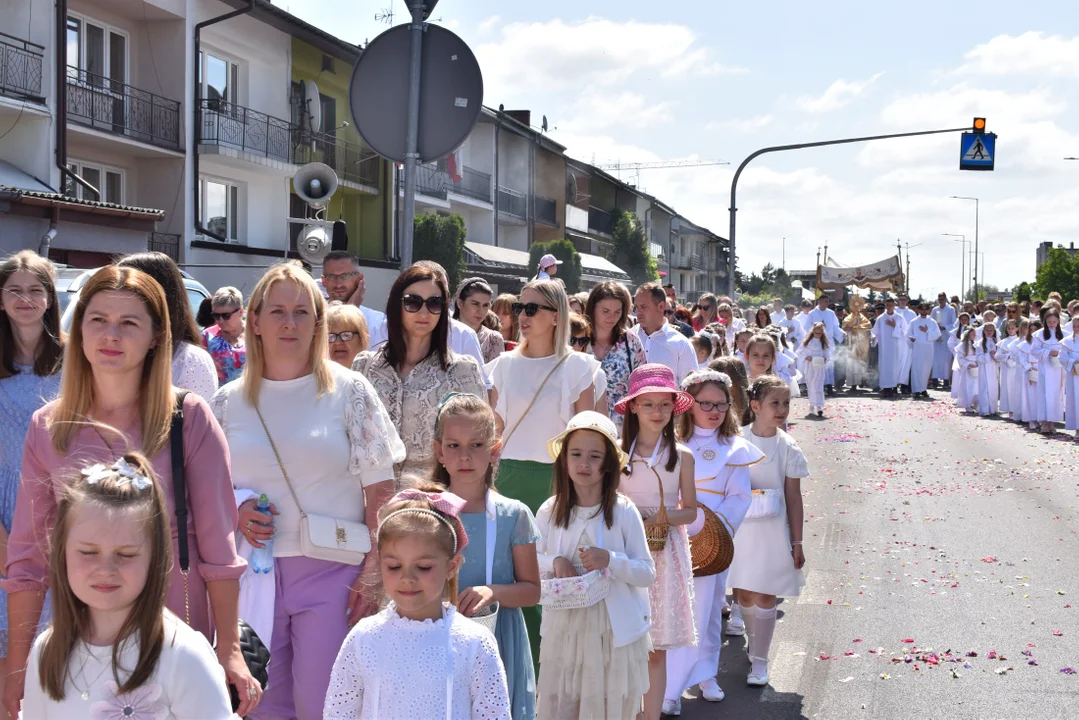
[278,0,1079,299]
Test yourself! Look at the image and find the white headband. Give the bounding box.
[377,508,459,554]
[681,369,732,391]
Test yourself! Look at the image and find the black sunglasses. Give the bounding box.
[212,308,241,322]
[512,301,557,317]
[402,294,445,314]
[569,336,590,348]
[695,400,730,412]
[664,309,675,316]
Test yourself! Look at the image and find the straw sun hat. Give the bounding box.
[613,363,694,416]
[547,411,630,467]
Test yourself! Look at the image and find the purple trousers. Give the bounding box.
[253,556,361,720]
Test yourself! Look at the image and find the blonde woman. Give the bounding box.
[326,302,369,368]
[210,263,404,719]
[3,266,258,717]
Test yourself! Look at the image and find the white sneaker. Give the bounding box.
[725,614,745,636]
[699,678,725,702]
[662,698,681,716]
[747,657,770,686]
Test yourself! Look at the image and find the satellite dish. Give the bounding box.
[301,80,322,134]
[542,115,548,133]
[568,174,578,203]
[349,23,483,163]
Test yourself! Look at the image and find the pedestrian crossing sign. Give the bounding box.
[959,132,996,171]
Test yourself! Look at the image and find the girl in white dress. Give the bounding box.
[616,364,698,720]
[976,322,1001,416]
[1033,308,1067,434]
[663,371,764,716]
[1062,317,1079,437]
[744,334,777,384]
[23,454,233,719]
[948,313,971,401]
[997,320,1019,418]
[1006,319,1029,422]
[727,376,808,688]
[324,488,511,719]
[535,412,654,720]
[796,323,832,417]
[954,328,979,413]
[1018,321,1042,430]
[768,328,801,399]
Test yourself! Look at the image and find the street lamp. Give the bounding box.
[942,233,968,300]
[970,251,986,297]
[949,196,980,300]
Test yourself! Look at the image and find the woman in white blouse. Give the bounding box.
[353,265,486,479]
[210,263,405,720]
[117,252,217,400]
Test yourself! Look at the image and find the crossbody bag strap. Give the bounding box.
[500,353,569,450]
[253,405,306,519]
[171,391,190,573]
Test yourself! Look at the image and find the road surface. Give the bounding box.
[675,388,1079,720]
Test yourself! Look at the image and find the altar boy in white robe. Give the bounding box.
[907,302,941,398]
[895,295,918,393]
[930,293,957,390]
[871,297,909,398]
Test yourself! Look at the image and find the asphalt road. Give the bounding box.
[674,387,1079,720]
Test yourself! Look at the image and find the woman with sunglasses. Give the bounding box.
[203,286,246,385]
[326,302,369,368]
[353,265,485,479]
[693,293,718,331]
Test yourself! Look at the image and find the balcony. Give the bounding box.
[0,32,44,101]
[448,166,492,203]
[199,98,291,162]
[396,162,449,200]
[67,67,181,150]
[588,206,613,236]
[497,186,527,220]
[294,133,381,188]
[148,232,180,261]
[536,195,557,227]
[690,253,702,270]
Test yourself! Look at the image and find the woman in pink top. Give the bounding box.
[1,266,260,718]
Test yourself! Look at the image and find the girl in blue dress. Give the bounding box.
[430,392,541,719]
[0,251,63,690]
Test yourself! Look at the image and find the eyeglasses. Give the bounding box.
[664,309,675,316]
[635,401,674,414]
[700,304,713,312]
[212,308,241,321]
[512,301,557,317]
[322,271,358,283]
[402,294,445,314]
[328,331,357,343]
[569,336,590,348]
[695,400,730,412]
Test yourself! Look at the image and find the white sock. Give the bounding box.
[739,603,758,644]
[748,606,777,664]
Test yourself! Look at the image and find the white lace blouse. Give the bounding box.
[172,341,218,401]
[323,603,511,720]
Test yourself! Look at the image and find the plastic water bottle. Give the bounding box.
[249,494,275,574]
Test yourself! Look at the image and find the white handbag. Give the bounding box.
[255,407,370,565]
[1028,369,1038,382]
[745,488,784,519]
[1050,355,1062,368]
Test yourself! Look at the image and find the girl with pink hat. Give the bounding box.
[616,364,698,720]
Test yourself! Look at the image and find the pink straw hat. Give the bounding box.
[614,363,694,415]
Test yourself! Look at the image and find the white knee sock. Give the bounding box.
[747,606,777,663]
[738,603,758,644]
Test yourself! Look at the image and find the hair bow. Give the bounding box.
[380,488,470,553]
[80,458,152,491]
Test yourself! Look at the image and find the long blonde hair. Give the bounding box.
[242,263,334,407]
[50,267,173,456]
[518,279,570,359]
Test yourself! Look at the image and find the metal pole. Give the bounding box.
[974,199,980,301]
[727,125,970,298]
[399,0,426,268]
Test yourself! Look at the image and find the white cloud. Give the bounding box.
[477,15,500,34]
[796,71,885,113]
[706,114,773,133]
[956,32,1079,77]
[562,91,675,132]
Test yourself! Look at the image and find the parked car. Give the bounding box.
[59,267,210,333]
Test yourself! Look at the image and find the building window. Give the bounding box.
[200,178,239,241]
[64,161,123,204]
[199,51,238,106]
[66,14,127,86]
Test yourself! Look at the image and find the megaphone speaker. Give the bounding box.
[293,162,339,210]
[297,224,332,264]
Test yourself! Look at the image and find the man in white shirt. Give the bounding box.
[631,282,698,382]
[906,302,942,398]
[320,251,387,333]
[895,295,917,394]
[871,297,909,397]
[930,292,957,390]
[769,297,786,325]
[808,295,844,395]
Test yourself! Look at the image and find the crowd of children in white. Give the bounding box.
[7,245,1060,720]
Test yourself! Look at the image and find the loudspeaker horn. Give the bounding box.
[296,223,332,265]
[293,162,338,210]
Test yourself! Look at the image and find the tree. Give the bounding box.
[413,213,467,291]
[965,284,1001,302]
[1033,246,1079,303]
[1014,281,1033,303]
[608,210,658,287]
[528,239,582,293]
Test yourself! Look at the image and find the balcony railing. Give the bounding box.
[690,253,702,270]
[396,162,449,200]
[199,98,291,162]
[497,186,527,220]
[0,32,43,100]
[449,166,492,202]
[294,133,381,188]
[588,206,613,235]
[536,195,557,226]
[148,232,180,261]
[67,67,180,150]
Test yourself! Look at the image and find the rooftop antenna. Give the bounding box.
[375,6,394,24]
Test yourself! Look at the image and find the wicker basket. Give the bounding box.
[540,569,611,611]
[643,466,670,552]
[690,506,735,577]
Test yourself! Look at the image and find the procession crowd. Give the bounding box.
[0,244,1064,719]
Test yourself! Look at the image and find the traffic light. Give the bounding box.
[972,117,986,134]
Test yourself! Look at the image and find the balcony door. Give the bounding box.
[66,15,128,133]
[199,51,241,147]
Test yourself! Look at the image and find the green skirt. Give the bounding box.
[496,458,554,675]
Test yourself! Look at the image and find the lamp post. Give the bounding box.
[970,251,986,297]
[949,196,979,300]
[942,233,967,300]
